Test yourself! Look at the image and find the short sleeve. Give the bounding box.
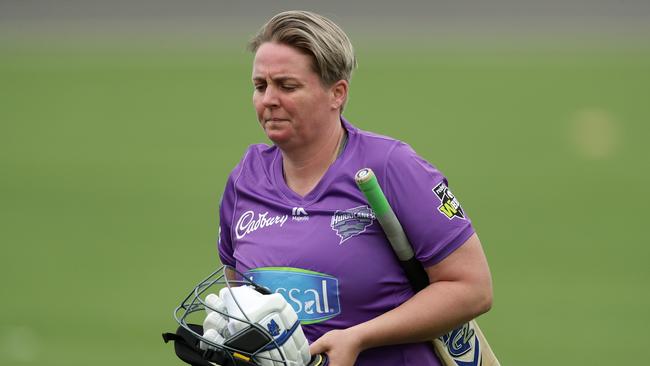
[384,142,475,268]
[218,174,237,267]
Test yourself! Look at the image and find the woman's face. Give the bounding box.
[252,42,340,149]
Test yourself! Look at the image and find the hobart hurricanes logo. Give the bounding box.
[235,210,288,239]
[245,267,341,324]
[330,205,376,244]
[432,182,466,220]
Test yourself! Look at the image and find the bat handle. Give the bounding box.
[355,168,429,292]
[400,257,429,292]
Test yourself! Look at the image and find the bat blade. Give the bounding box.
[433,319,500,366]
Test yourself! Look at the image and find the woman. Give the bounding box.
[217,10,493,366]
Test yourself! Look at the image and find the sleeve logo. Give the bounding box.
[432,182,466,220]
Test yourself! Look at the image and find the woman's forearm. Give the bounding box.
[351,277,492,351]
[352,234,493,351]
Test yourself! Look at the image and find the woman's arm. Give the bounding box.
[309,233,493,366]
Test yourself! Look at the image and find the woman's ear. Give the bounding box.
[330,80,349,111]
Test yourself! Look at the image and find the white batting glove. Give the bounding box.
[200,293,230,350]
[220,286,311,366]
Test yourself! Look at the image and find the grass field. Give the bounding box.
[1,38,648,365]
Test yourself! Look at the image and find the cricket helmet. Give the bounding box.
[163,265,328,366]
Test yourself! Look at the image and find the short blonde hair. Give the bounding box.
[248,10,357,87]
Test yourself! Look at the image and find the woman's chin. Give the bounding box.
[265,131,293,146]
[262,124,291,143]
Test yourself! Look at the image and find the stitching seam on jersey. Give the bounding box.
[381,140,401,217]
[230,148,251,246]
[271,148,295,204]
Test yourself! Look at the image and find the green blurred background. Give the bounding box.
[1,1,649,365]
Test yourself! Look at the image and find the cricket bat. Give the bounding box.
[354,168,500,366]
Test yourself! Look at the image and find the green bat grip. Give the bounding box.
[354,168,414,261]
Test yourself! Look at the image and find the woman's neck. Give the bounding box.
[281,124,346,197]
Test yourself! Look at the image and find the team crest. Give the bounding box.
[330,205,376,244]
[433,182,466,220]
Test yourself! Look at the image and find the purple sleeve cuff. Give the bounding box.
[419,224,475,268]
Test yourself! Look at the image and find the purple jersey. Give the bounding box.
[218,118,475,366]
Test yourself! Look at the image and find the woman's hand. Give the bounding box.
[309,328,363,366]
